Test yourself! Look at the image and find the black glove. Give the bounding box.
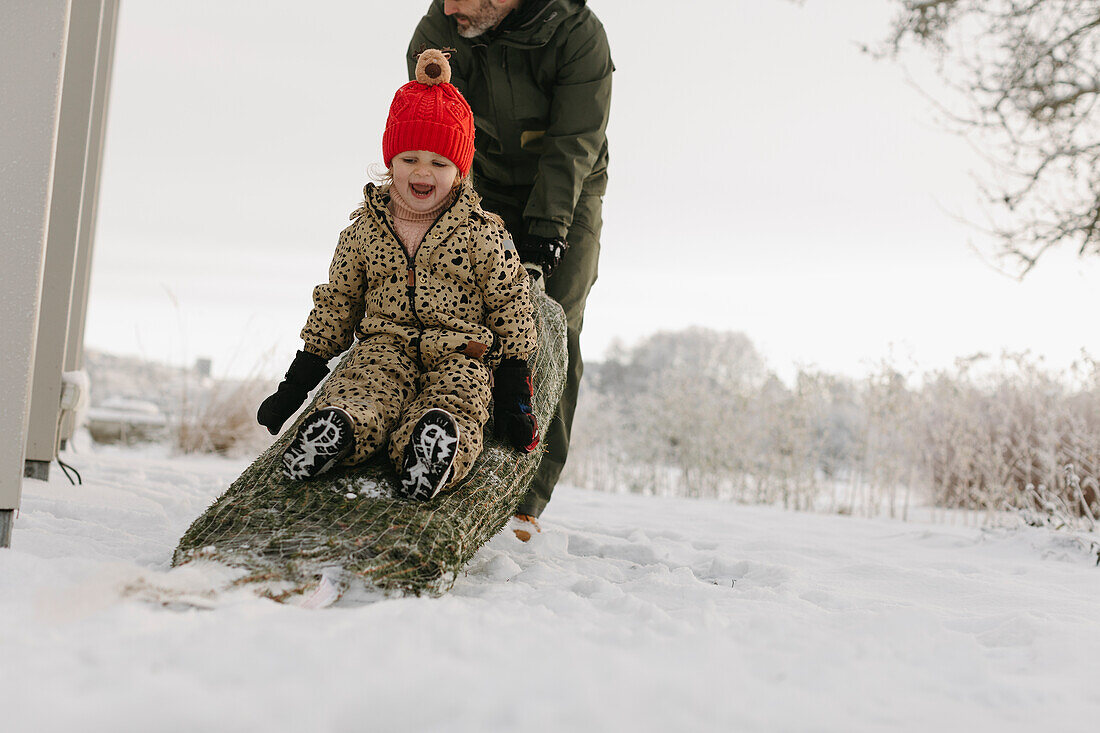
[516,234,568,280]
[257,350,330,435]
[493,357,540,453]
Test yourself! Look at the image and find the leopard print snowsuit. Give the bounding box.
[299,180,537,486]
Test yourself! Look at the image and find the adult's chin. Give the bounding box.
[455,21,486,39]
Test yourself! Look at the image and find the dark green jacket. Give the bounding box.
[408,0,612,240]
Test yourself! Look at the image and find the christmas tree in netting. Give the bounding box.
[173,289,566,597]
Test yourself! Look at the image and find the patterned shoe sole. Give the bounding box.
[398,409,460,501]
[282,407,354,480]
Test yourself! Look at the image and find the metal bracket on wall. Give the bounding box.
[0,510,13,548]
[23,460,50,482]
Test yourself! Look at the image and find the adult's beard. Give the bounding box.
[454,0,513,38]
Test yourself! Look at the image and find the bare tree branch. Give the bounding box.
[875,0,1100,275]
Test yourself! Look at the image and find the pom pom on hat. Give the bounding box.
[383,48,474,176]
[415,49,452,86]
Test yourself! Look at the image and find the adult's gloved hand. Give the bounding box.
[257,350,330,435]
[493,357,540,453]
[516,234,568,280]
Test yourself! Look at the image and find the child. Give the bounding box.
[257,49,539,501]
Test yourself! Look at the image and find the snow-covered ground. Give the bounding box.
[3,444,1099,732]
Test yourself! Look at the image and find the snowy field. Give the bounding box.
[3,443,1099,732]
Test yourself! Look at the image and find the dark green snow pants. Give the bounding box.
[480,189,603,518]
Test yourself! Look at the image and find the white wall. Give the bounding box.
[0,1,71,529]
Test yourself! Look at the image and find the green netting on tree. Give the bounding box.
[173,289,567,597]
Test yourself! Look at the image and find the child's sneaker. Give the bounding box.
[397,409,460,501]
[282,407,355,480]
[510,513,541,542]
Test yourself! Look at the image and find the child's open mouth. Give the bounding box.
[410,182,435,199]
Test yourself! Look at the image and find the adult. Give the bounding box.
[408,0,612,532]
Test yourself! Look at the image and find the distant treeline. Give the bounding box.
[564,328,1100,522]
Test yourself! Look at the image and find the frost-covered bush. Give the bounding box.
[918,354,1100,518]
[175,376,274,456]
[570,328,769,500]
[85,350,275,457]
[568,329,857,507]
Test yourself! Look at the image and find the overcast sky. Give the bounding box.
[88,0,1099,382]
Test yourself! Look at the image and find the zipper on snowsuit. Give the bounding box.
[373,190,462,370]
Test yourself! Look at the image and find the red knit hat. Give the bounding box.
[383,49,475,177]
